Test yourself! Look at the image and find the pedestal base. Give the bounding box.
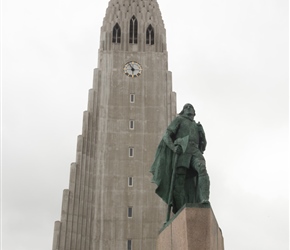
[156,204,224,250]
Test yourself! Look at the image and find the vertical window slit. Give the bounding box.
[130,94,135,103]
[146,24,154,45]
[128,207,133,218]
[112,23,121,43]
[129,16,138,44]
[127,239,132,250]
[129,120,134,130]
[128,177,133,187]
[129,148,134,157]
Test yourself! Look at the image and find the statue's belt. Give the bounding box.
[174,137,199,152]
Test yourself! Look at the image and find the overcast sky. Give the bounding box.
[2,0,289,249]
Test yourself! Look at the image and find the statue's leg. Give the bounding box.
[173,167,187,213]
[192,156,210,203]
[197,175,210,203]
[185,168,197,203]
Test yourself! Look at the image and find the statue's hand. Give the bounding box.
[174,145,183,155]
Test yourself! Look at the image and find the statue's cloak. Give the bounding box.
[150,139,198,212]
[150,139,174,205]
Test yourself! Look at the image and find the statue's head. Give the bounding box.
[179,103,195,118]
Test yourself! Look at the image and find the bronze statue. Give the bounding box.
[150,104,210,221]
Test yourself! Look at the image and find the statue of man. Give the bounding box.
[150,103,210,214]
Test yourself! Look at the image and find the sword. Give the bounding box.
[165,136,189,223]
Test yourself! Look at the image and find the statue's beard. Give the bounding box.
[184,113,194,120]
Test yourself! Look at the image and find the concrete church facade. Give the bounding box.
[52,0,176,249]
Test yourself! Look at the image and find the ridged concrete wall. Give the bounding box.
[53,0,176,249]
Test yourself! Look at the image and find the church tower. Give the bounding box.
[52,0,176,249]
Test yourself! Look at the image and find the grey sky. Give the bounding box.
[2,0,289,249]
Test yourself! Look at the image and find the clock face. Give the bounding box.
[124,61,142,78]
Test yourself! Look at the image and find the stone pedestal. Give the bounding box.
[156,204,224,250]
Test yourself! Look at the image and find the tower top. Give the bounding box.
[103,0,164,26]
[100,0,166,52]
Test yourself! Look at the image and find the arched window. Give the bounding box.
[112,23,121,43]
[146,25,154,45]
[129,16,138,44]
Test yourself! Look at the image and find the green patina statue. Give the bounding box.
[150,103,210,221]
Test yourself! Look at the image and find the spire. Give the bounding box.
[99,0,167,52]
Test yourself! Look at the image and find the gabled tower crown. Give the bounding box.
[100,0,166,52]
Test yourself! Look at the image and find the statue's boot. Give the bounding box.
[173,173,186,213]
[198,175,210,203]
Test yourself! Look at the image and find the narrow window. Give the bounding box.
[129,16,138,44]
[129,148,134,157]
[129,120,134,130]
[127,239,132,250]
[112,23,121,43]
[146,25,154,45]
[130,94,135,103]
[128,177,133,187]
[128,207,133,218]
